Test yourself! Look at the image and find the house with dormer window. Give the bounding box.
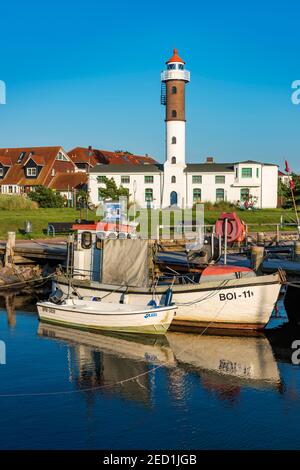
[0,146,87,198]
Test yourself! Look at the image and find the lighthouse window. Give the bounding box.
[171,136,176,144]
[172,110,177,118]
[172,86,177,94]
[167,64,176,70]
[178,64,184,70]
[171,157,176,164]
[171,176,176,183]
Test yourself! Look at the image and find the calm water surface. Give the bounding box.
[0,295,300,450]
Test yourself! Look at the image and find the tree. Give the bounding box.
[98,177,130,201]
[280,173,300,208]
[28,186,64,208]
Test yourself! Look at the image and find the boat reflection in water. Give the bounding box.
[37,322,283,404]
[167,332,282,402]
[37,323,176,405]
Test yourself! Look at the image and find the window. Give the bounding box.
[0,168,3,177]
[215,175,225,184]
[17,152,26,164]
[26,167,37,177]
[240,188,250,201]
[241,168,252,178]
[192,175,202,184]
[172,86,177,94]
[171,157,176,164]
[193,188,201,202]
[167,64,176,70]
[121,176,130,184]
[97,175,106,183]
[172,110,177,118]
[145,188,153,202]
[216,188,225,202]
[56,152,69,161]
[256,168,259,178]
[171,176,176,183]
[178,64,184,70]
[144,175,153,184]
[8,186,13,194]
[235,167,238,178]
[51,169,55,177]
[171,136,176,144]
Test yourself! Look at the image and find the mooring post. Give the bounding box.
[276,224,280,245]
[251,246,264,274]
[257,232,265,246]
[294,240,300,262]
[4,231,16,268]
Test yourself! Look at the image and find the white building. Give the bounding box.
[89,49,278,209]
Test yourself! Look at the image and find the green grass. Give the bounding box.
[0,208,96,239]
[0,207,298,240]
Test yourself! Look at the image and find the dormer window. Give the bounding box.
[0,168,3,177]
[26,167,37,177]
[56,152,69,161]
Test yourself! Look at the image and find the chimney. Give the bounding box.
[206,156,214,163]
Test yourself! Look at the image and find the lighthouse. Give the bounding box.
[161,48,190,207]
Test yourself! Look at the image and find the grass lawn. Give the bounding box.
[0,208,96,239]
[0,207,298,240]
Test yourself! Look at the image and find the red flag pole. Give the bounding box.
[286,163,300,233]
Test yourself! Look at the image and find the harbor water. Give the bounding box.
[0,296,300,450]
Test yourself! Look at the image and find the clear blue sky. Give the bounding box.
[1,0,300,171]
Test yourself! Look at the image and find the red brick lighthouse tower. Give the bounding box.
[161,49,190,207]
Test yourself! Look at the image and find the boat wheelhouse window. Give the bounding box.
[81,231,92,249]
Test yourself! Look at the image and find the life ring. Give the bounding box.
[215,212,246,244]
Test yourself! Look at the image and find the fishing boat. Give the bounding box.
[36,297,176,335]
[55,236,283,331]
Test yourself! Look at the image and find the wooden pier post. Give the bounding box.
[257,232,265,246]
[4,232,16,268]
[294,241,300,262]
[251,246,264,274]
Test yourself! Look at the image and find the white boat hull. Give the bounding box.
[55,273,281,330]
[37,299,176,335]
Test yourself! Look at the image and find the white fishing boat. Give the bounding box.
[55,237,283,331]
[36,297,176,335]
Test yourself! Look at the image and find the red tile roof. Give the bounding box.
[68,147,158,167]
[49,172,87,191]
[0,156,12,166]
[0,146,77,189]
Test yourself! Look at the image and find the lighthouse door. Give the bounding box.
[170,191,178,206]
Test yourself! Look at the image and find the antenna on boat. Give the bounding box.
[67,234,74,299]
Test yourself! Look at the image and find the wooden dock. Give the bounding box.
[0,240,67,264]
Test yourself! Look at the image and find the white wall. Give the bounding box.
[88,172,163,209]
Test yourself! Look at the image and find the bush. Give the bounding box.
[28,186,64,208]
[193,201,237,211]
[0,195,38,211]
